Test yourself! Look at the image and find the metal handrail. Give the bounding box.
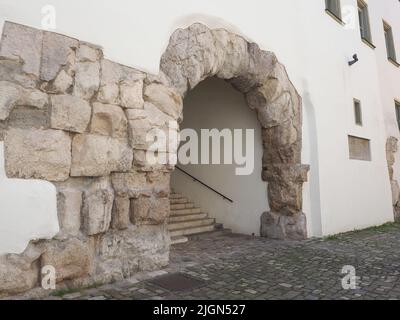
[175,166,234,203]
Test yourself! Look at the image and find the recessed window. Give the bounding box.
[325,0,342,22]
[358,1,373,45]
[354,99,363,126]
[395,100,400,130]
[348,136,371,161]
[384,21,398,65]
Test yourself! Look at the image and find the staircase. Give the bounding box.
[168,192,225,245]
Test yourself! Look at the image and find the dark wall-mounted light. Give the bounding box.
[348,54,359,66]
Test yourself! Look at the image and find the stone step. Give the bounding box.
[170,224,217,238]
[170,208,202,216]
[170,203,195,210]
[170,236,189,245]
[187,228,232,240]
[169,212,208,223]
[170,197,188,205]
[168,218,215,231]
[170,193,183,199]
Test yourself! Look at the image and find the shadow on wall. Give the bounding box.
[0,141,59,255]
[301,79,322,237]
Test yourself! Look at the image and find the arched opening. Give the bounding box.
[160,23,310,241]
[171,77,268,236]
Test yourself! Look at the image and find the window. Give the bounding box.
[384,21,398,64]
[395,100,400,130]
[348,136,371,161]
[325,0,342,21]
[354,99,363,126]
[358,0,373,45]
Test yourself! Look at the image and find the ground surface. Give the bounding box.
[49,224,400,300]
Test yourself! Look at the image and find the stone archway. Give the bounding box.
[160,24,309,240]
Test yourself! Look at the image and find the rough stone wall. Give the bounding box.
[0,22,309,296]
[0,22,175,297]
[386,137,400,222]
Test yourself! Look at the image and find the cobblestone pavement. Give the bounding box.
[49,224,400,300]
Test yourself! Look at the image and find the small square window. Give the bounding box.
[354,99,363,126]
[325,0,342,21]
[395,100,400,130]
[358,1,373,45]
[384,21,398,64]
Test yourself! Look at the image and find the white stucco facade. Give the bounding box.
[0,0,399,250]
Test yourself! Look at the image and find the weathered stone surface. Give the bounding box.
[4,128,71,181]
[144,83,183,120]
[97,59,122,105]
[40,31,78,81]
[82,177,114,235]
[76,43,102,62]
[111,196,131,230]
[261,211,307,240]
[111,172,148,197]
[0,57,37,88]
[45,69,74,94]
[0,22,43,76]
[41,238,91,282]
[71,134,133,177]
[0,244,42,296]
[73,61,100,100]
[263,164,309,215]
[120,80,144,109]
[130,196,169,225]
[91,102,127,138]
[96,225,170,279]
[257,92,294,128]
[56,189,82,237]
[50,94,91,133]
[0,81,48,120]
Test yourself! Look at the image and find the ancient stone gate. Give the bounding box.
[0,22,308,296]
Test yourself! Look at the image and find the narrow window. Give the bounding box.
[358,1,373,44]
[354,99,363,126]
[325,0,342,21]
[384,22,398,63]
[395,100,400,130]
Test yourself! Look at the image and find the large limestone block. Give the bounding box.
[4,128,72,181]
[111,196,131,230]
[41,238,91,283]
[97,59,122,105]
[40,31,78,81]
[82,177,114,235]
[76,42,102,63]
[97,225,170,279]
[144,83,183,120]
[0,244,42,296]
[130,196,169,225]
[0,81,48,120]
[71,134,133,177]
[50,94,91,133]
[73,61,100,100]
[260,212,307,240]
[120,80,144,109]
[0,22,43,76]
[0,57,37,88]
[57,189,82,237]
[91,102,127,138]
[111,172,148,197]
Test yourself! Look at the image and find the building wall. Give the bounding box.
[0,0,399,239]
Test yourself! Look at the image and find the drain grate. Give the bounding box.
[148,273,205,292]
